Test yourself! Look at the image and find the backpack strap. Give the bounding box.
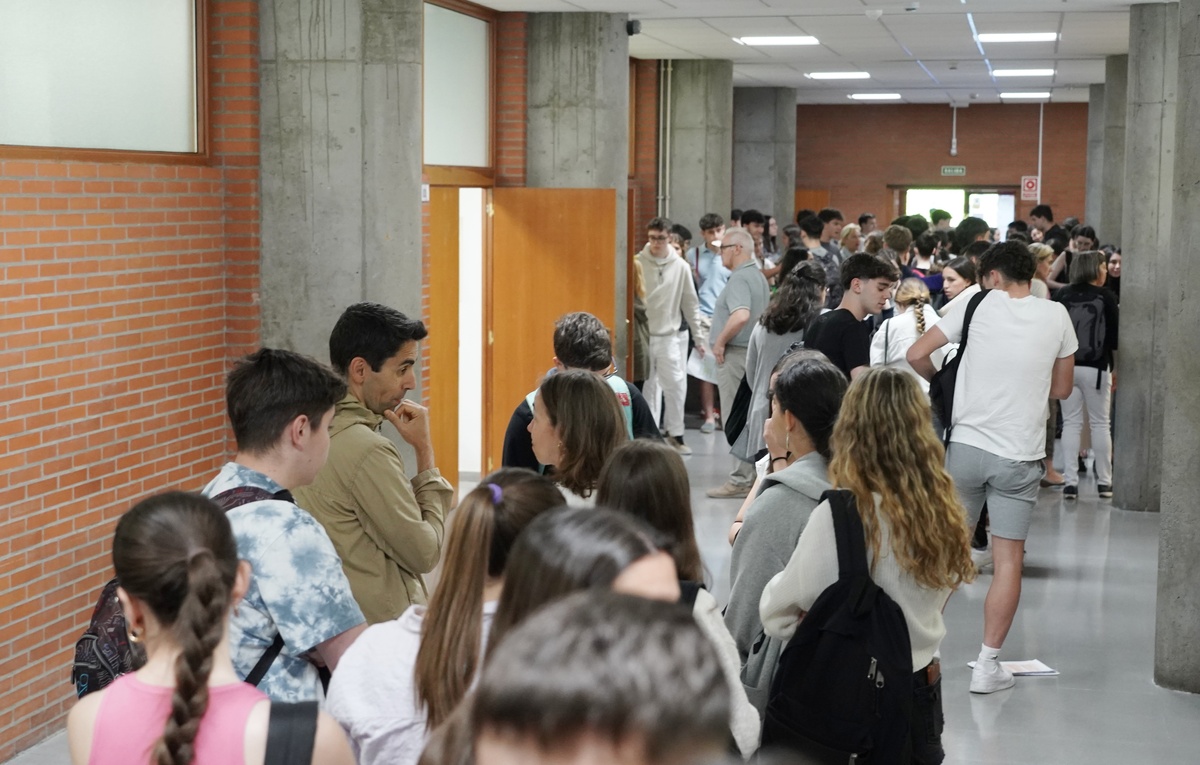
[264,701,319,765]
[678,580,706,609]
[823,489,869,581]
[956,289,989,360]
[604,375,636,439]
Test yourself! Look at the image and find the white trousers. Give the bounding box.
[1061,366,1112,486]
[645,330,688,437]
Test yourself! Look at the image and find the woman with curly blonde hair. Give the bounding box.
[761,366,975,764]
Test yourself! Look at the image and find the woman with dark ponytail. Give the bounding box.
[324,469,565,765]
[67,491,353,765]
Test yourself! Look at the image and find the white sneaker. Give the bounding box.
[970,659,1015,694]
[971,547,994,573]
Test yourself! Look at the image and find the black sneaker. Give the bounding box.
[1098,484,1113,498]
[1064,485,1078,500]
[1079,456,1088,474]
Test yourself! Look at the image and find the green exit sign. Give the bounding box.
[941,165,967,176]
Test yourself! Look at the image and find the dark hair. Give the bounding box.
[552,312,612,371]
[1068,250,1107,285]
[903,214,930,238]
[537,370,628,497]
[781,223,803,247]
[794,208,816,225]
[740,209,765,226]
[473,592,730,761]
[670,223,693,242]
[225,348,346,455]
[698,213,724,232]
[953,216,990,252]
[760,260,826,335]
[839,253,900,291]
[817,207,843,223]
[487,507,666,658]
[415,469,564,730]
[797,214,824,239]
[1030,204,1054,221]
[1007,232,1032,244]
[596,441,703,583]
[915,231,938,257]
[329,302,428,376]
[978,240,1037,283]
[113,492,239,765]
[1070,224,1098,246]
[771,352,848,461]
[929,209,951,224]
[883,224,913,254]
[857,212,876,227]
[1007,220,1030,233]
[647,216,671,232]
[944,256,977,285]
[730,209,743,222]
[962,240,991,262]
[776,245,810,284]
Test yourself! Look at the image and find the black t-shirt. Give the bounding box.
[803,308,872,378]
[500,377,659,470]
[1052,283,1119,371]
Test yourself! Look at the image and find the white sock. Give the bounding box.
[979,643,1001,664]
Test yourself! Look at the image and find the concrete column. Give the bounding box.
[732,87,797,222]
[667,60,734,236]
[1085,84,1106,230]
[1156,0,1200,693]
[1113,3,1179,513]
[259,0,424,360]
[1100,55,1128,246]
[526,12,629,357]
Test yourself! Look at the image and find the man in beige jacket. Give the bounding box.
[294,302,453,624]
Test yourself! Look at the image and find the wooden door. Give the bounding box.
[794,188,831,217]
[426,187,460,487]
[484,187,618,470]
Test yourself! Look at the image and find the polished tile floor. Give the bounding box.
[10,429,1200,765]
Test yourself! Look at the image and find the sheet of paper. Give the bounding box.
[686,348,718,384]
[967,659,1059,676]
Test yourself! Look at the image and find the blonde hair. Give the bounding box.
[1028,242,1055,265]
[839,223,862,248]
[633,258,647,300]
[828,368,977,590]
[893,278,931,335]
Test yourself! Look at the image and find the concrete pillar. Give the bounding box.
[1156,0,1200,693]
[667,60,734,237]
[259,0,424,360]
[1113,3,1179,513]
[732,87,797,222]
[526,12,630,357]
[1100,55,1128,246]
[1085,84,1106,230]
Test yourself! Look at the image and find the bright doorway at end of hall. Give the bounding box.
[904,189,1016,231]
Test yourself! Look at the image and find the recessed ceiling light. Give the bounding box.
[734,36,819,46]
[1000,92,1052,99]
[848,93,902,100]
[977,33,1059,43]
[806,71,870,80]
[993,68,1056,77]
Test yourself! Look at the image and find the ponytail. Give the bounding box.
[913,295,927,336]
[415,470,564,729]
[894,277,932,337]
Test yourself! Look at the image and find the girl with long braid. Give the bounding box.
[67,492,353,765]
[870,277,945,396]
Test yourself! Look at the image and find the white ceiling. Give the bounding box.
[474,0,1133,104]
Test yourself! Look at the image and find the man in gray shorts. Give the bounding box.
[908,241,1076,694]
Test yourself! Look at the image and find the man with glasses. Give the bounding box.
[706,227,770,498]
[635,217,709,456]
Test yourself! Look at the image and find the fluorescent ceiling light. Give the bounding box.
[977,32,1058,43]
[848,93,902,101]
[806,71,870,80]
[993,68,1055,77]
[1000,92,1051,99]
[734,36,819,46]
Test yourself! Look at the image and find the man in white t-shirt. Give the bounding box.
[908,240,1076,695]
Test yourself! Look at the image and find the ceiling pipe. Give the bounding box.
[950,105,959,157]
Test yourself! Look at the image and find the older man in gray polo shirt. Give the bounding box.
[707,227,770,499]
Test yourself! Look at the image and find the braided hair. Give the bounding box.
[112,492,239,765]
[893,278,932,336]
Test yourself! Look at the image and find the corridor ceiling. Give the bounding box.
[477,0,1136,104]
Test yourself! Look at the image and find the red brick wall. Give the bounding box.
[0,1,259,757]
[795,103,1089,226]
[495,13,528,188]
[629,59,659,235]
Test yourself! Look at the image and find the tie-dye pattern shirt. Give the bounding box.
[203,462,366,702]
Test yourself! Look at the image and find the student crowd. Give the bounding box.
[64,201,1119,765]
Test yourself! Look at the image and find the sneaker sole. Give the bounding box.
[969,678,1015,694]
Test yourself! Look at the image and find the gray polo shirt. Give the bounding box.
[711,261,770,349]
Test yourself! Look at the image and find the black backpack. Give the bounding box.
[1061,289,1107,366]
[761,490,914,763]
[72,486,291,697]
[928,290,988,443]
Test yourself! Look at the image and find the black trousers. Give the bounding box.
[911,664,945,765]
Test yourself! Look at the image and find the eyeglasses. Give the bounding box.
[720,243,738,250]
[648,234,669,242]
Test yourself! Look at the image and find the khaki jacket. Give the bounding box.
[294,395,453,624]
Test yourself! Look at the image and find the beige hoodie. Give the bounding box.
[634,244,708,345]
